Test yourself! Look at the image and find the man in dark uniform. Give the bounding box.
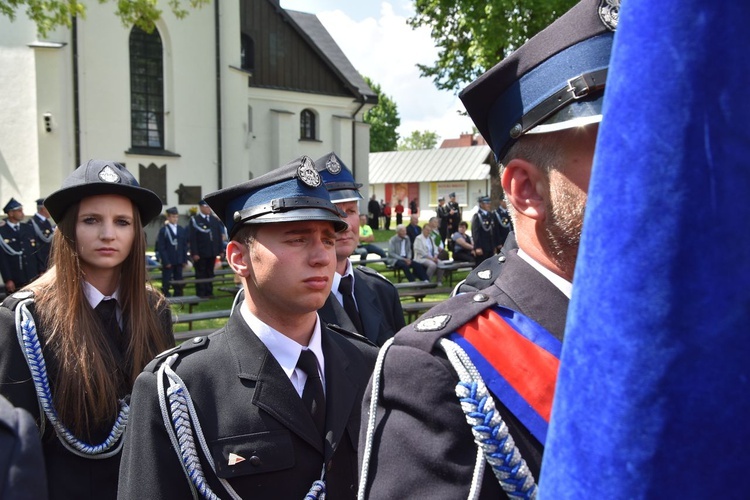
[314,152,405,347]
[367,194,380,230]
[471,195,500,266]
[119,156,378,499]
[436,196,450,243]
[156,207,188,297]
[26,198,54,274]
[0,395,47,499]
[447,192,462,236]
[358,1,617,498]
[187,200,223,297]
[0,199,39,293]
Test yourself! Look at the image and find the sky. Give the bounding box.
[279,0,476,144]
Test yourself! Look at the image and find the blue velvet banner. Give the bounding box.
[540,1,750,498]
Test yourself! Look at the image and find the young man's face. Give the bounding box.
[245,220,337,320]
[167,213,179,225]
[335,201,360,259]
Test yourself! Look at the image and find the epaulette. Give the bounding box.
[326,322,377,348]
[1,290,34,311]
[396,290,498,352]
[456,254,507,294]
[356,265,393,285]
[145,335,210,372]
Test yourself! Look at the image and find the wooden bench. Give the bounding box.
[172,309,231,330]
[393,281,437,290]
[169,275,236,290]
[401,300,444,323]
[437,261,475,287]
[166,295,209,314]
[398,286,454,302]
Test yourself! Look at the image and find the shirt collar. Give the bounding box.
[83,280,122,307]
[517,248,573,299]
[332,261,354,305]
[35,213,47,222]
[239,302,325,389]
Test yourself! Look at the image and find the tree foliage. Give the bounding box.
[0,0,208,36]
[409,0,578,93]
[363,76,401,153]
[398,130,439,151]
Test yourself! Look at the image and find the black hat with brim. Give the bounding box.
[45,159,163,225]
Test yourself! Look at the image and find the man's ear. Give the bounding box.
[226,240,250,277]
[501,158,547,221]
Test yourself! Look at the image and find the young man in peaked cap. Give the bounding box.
[156,207,188,297]
[188,199,224,298]
[26,197,55,274]
[0,198,39,293]
[358,1,618,498]
[119,156,378,499]
[314,152,405,347]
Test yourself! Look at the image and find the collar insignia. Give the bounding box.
[228,452,246,466]
[98,165,121,183]
[477,270,492,280]
[297,156,321,187]
[415,314,451,332]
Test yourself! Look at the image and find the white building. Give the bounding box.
[0,0,375,240]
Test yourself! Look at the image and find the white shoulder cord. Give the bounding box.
[357,337,395,500]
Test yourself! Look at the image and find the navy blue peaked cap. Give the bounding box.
[204,155,347,238]
[460,0,619,161]
[314,152,363,203]
[44,160,162,224]
[3,198,22,213]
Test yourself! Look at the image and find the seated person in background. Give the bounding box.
[414,224,445,286]
[387,225,429,282]
[428,217,450,260]
[451,221,476,264]
[357,214,387,261]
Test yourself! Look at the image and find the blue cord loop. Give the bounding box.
[15,298,128,459]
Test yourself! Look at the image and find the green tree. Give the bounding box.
[409,0,577,93]
[0,0,208,37]
[363,76,401,152]
[398,130,439,151]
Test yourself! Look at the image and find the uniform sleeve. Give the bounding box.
[359,343,491,499]
[117,370,194,500]
[0,306,41,423]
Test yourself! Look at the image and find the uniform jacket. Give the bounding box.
[318,266,405,347]
[26,215,54,274]
[0,395,47,500]
[405,223,421,249]
[156,223,188,266]
[471,209,500,255]
[188,214,223,258]
[0,222,39,288]
[0,292,173,500]
[118,310,378,499]
[457,232,518,294]
[359,249,568,499]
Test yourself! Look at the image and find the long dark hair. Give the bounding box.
[28,199,171,436]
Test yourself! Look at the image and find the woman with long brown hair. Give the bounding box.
[0,160,174,499]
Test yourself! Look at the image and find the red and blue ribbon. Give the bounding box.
[448,305,561,443]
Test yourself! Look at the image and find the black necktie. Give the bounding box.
[297,350,326,439]
[96,299,122,344]
[338,275,363,333]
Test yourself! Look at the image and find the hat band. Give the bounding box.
[324,180,363,191]
[233,196,343,224]
[510,67,608,139]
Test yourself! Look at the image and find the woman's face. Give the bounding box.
[76,194,135,277]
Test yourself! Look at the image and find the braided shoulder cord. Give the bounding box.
[14,299,128,459]
[303,464,326,500]
[157,353,239,500]
[357,337,395,500]
[439,339,538,500]
[191,217,213,235]
[30,218,54,243]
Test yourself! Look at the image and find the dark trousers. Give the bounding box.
[384,215,391,230]
[393,260,429,282]
[194,256,216,297]
[161,264,184,297]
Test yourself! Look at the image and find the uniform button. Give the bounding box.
[473,293,489,303]
[193,336,203,343]
[498,255,506,263]
[249,456,262,466]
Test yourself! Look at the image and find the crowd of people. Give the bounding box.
[4,0,735,498]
